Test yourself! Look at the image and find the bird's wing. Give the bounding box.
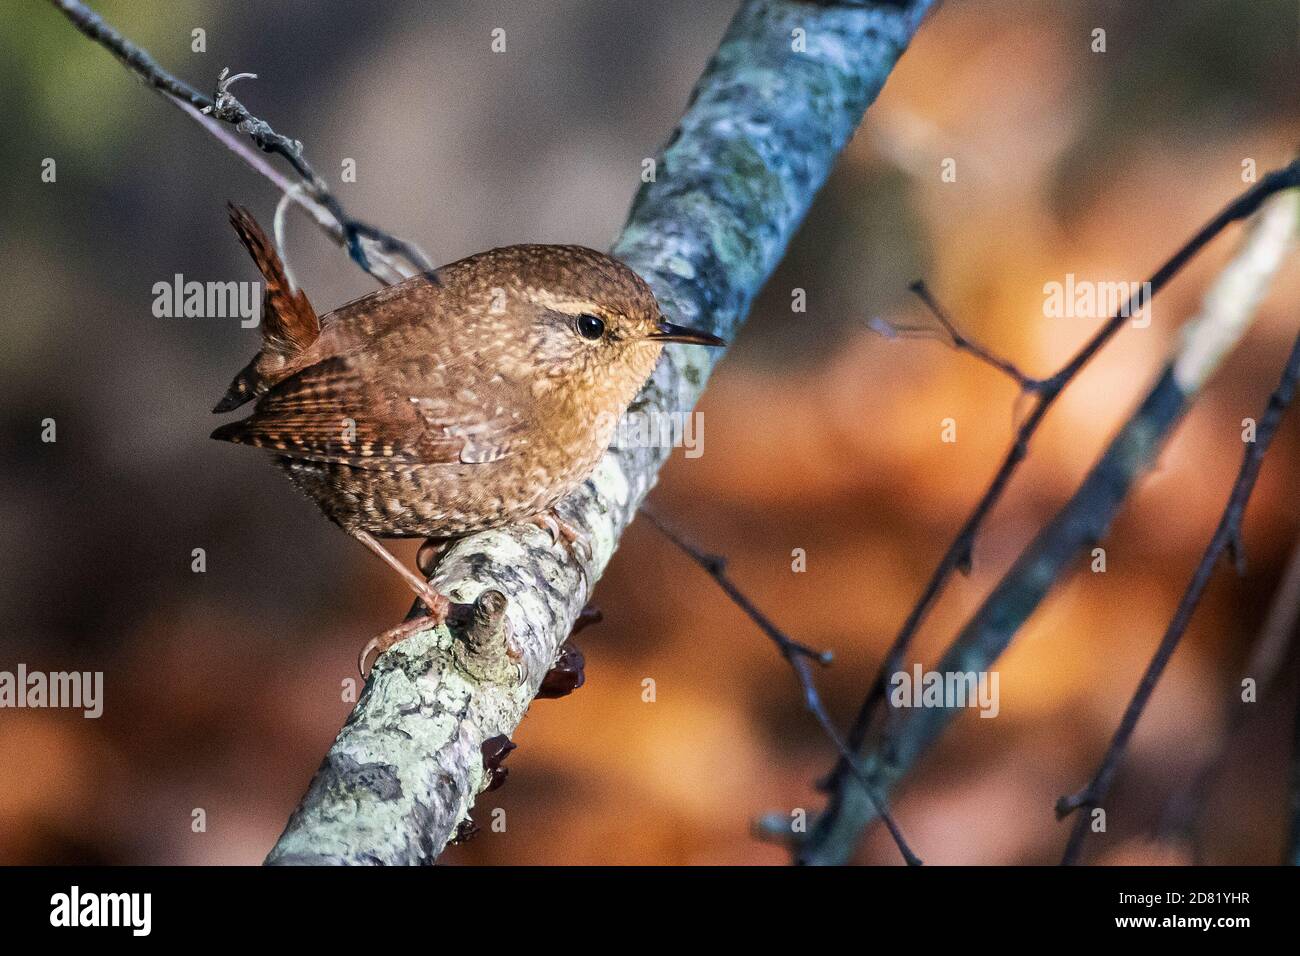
[210,354,533,469]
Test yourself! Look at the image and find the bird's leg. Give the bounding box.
[352,528,450,616]
[528,510,592,564]
[351,529,452,676]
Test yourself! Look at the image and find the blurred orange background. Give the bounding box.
[1,0,1298,864]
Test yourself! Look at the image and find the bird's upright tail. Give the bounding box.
[213,203,320,413]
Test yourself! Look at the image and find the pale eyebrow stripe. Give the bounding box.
[522,288,606,316]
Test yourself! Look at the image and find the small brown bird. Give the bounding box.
[212,205,723,669]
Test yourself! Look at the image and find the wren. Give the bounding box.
[211,205,723,669]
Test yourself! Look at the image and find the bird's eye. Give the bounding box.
[576,313,606,340]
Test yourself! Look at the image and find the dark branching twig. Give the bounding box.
[1157,536,1300,855]
[642,509,831,667]
[1057,328,1300,866]
[830,159,1300,799]
[877,281,1046,392]
[641,506,922,865]
[50,0,432,282]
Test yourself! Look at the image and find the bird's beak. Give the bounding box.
[648,320,726,347]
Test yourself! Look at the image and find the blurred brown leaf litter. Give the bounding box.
[1,0,1298,864]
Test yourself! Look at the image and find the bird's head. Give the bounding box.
[452,245,724,412]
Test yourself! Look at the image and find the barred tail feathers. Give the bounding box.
[213,203,321,412]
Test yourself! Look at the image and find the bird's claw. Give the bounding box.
[528,511,593,564]
[357,588,451,677]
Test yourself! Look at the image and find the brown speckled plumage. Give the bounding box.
[211,206,722,632]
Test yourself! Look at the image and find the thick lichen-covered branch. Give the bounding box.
[265,0,935,865]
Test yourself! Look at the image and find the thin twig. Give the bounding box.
[1157,535,1300,852]
[166,98,406,282]
[49,0,433,283]
[641,506,922,865]
[1057,328,1300,865]
[642,508,831,666]
[901,280,1045,392]
[835,159,1300,781]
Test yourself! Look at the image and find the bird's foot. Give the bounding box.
[528,511,593,564]
[357,587,451,677]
